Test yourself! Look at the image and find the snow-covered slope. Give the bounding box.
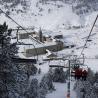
[0,0,97,70]
[1,0,98,68]
[0,1,98,98]
[0,0,81,30]
[0,0,98,30]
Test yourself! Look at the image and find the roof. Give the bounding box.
[12,57,37,64]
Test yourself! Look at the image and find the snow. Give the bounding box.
[17,39,57,52]
[0,0,81,30]
[85,59,98,73]
[46,82,77,98]
[85,12,98,26]
[0,0,98,98]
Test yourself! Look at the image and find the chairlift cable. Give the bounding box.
[79,14,98,57]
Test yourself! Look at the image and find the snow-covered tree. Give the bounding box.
[52,68,66,83]
[23,63,37,77]
[24,79,39,98]
[86,68,95,84]
[0,22,18,98]
[0,22,29,98]
[74,68,98,98]
[40,72,55,94]
[93,72,98,83]
[40,71,55,98]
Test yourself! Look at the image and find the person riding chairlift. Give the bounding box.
[82,70,88,81]
[75,68,82,80]
[74,68,88,81]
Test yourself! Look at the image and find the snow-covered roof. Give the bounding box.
[18,30,35,34]
[17,38,57,51]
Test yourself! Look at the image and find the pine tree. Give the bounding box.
[87,68,95,84]
[52,68,66,83]
[0,22,18,98]
[74,68,98,98]
[24,79,39,98]
[0,22,29,98]
[93,72,98,83]
[38,68,41,74]
[40,72,55,94]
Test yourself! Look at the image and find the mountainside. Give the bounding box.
[0,0,98,30]
[0,0,98,62]
[1,0,98,15]
[0,1,98,98]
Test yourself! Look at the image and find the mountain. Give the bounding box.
[1,0,98,15]
[0,0,98,30]
[0,1,98,98]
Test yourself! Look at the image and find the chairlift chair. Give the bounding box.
[71,62,88,80]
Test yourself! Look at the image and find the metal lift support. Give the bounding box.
[48,54,86,98]
[49,58,71,98]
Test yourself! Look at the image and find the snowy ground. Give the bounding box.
[46,82,77,98]
[14,20,98,98]
[30,60,77,98]
[0,0,98,98]
[31,25,98,97]
[16,20,98,98]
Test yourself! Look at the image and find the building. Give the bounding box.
[23,40,64,57]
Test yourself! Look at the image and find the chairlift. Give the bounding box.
[71,66,88,81]
[71,55,88,81]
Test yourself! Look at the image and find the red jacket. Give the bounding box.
[75,68,82,76]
